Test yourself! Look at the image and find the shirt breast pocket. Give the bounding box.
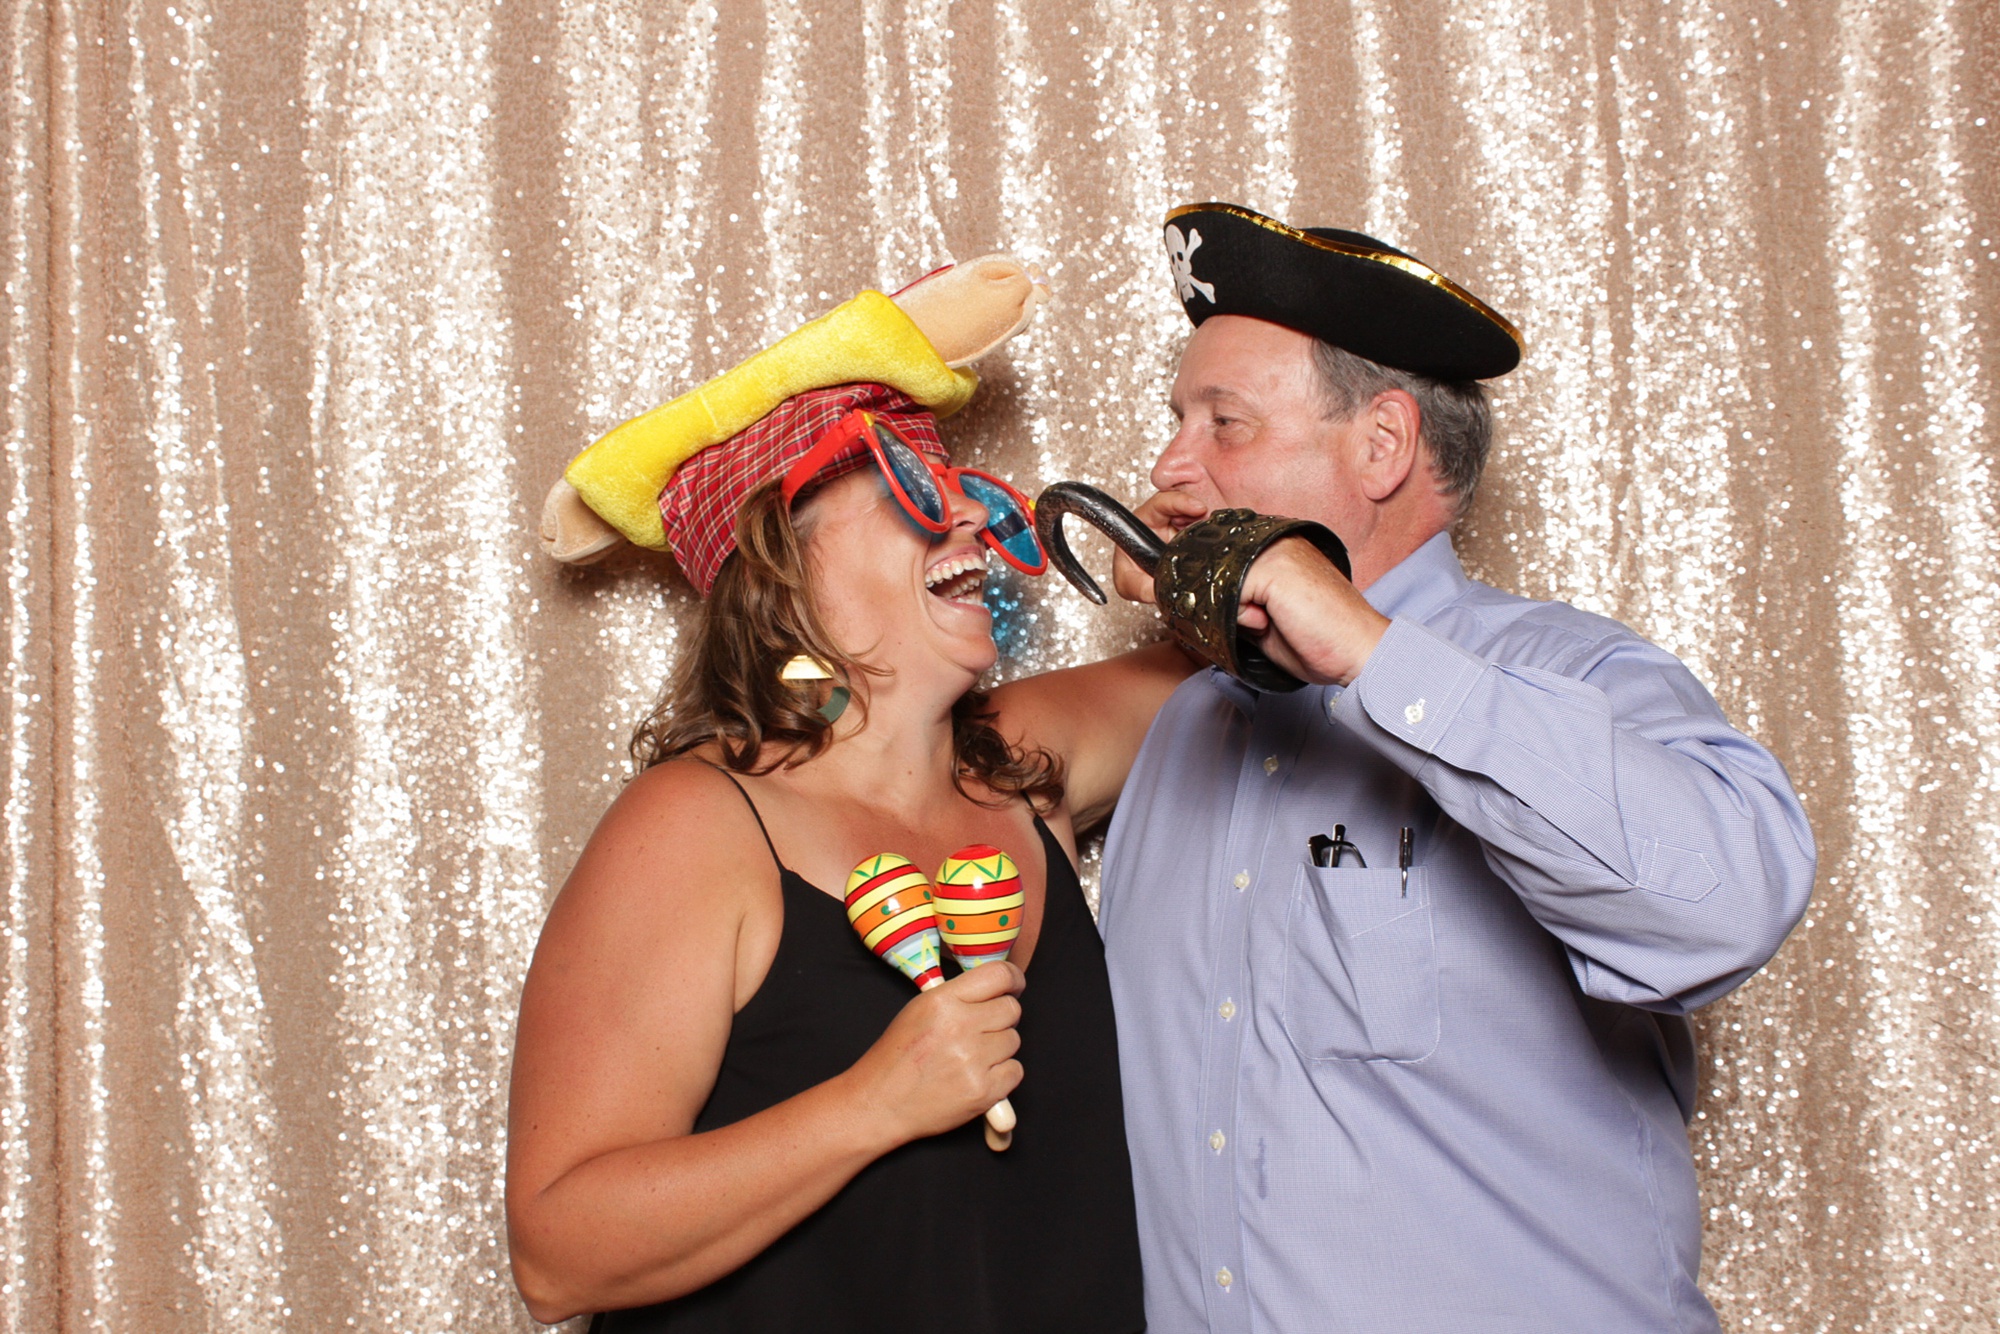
[1281,863,1439,1063]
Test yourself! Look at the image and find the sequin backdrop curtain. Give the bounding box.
[3,0,1995,1328]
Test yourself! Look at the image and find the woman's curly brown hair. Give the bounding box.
[630,480,1064,813]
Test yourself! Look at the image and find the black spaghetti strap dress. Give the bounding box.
[588,784,1145,1334]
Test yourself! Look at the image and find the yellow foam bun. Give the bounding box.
[564,290,979,550]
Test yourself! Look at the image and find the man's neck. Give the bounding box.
[1347,515,1452,592]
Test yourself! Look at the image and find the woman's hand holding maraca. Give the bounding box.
[847,962,1026,1144]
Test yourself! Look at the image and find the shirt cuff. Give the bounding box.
[1329,617,1487,756]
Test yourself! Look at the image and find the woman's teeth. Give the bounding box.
[925,552,988,604]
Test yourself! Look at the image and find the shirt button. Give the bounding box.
[1233,870,1250,890]
[1217,998,1237,1021]
[1216,1267,1234,1290]
[1209,1129,1226,1152]
[1262,754,1279,775]
[1404,698,1426,726]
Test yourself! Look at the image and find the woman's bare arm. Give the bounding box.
[989,639,1197,834]
[505,762,1024,1323]
[991,489,1203,833]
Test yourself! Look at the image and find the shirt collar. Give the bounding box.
[1201,529,1469,715]
[1358,529,1470,623]
[1202,665,1257,714]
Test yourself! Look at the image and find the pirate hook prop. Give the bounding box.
[1033,482,1349,694]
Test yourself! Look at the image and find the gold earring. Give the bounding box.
[780,654,850,723]
[780,654,832,681]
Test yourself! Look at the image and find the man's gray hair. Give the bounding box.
[1309,339,1492,512]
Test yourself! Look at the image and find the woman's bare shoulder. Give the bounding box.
[521,758,780,1067]
[598,755,749,836]
[545,757,770,933]
[511,758,779,1201]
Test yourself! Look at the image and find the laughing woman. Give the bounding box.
[506,370,1189,1332]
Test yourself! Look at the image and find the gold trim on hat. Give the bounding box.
[1164,202,1523,353]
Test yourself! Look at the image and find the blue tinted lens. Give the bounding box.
[873,422,946,525]
[957,473,1043,565]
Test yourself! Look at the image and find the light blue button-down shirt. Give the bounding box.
[1099,532,1815,1334]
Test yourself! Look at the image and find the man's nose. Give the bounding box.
[1151,423,1204,493]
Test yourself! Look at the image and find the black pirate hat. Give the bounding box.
[1162,202,1522,381]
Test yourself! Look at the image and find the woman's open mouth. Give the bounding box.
[924,551,989,606]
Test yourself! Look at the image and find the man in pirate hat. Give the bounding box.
[1093,204,1814,1332]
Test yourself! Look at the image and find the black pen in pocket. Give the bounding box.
[1308,824,1366,869]
[1398,826,1413,897]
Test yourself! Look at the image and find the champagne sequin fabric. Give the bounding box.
[4,1,1994,1329]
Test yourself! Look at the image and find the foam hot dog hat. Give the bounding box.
[540,255,1050,585]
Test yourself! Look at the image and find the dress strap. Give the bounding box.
[707,764,783,874]
[1031,812,1077,870]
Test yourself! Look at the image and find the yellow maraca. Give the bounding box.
[935,844,1026,1150]
[844,853,944,989]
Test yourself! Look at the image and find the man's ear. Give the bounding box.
[1356,389,1423,502]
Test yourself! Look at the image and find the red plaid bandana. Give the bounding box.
[658,382,947,594]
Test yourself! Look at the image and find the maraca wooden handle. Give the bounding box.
[916,980,1017,1151]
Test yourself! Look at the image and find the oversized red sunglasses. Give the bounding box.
[779,411,1048,577]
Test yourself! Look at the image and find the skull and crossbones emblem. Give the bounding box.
[1164,224,1216,305]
